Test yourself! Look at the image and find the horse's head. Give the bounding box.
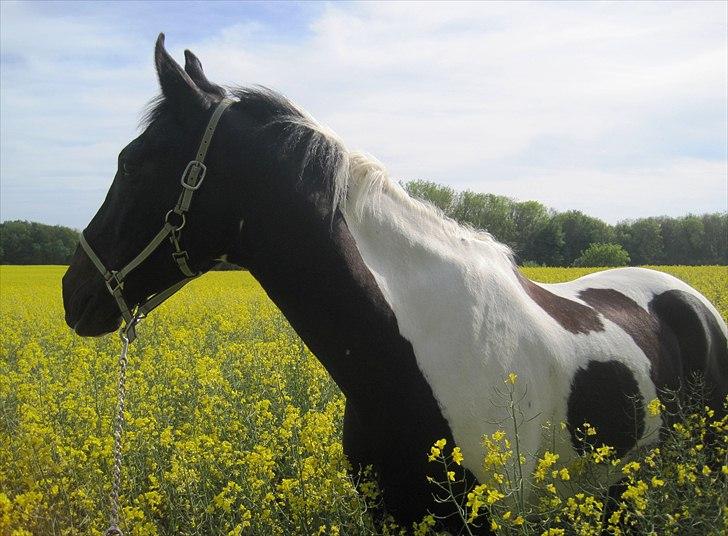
[63,35,245,336]
[63,34,348,337]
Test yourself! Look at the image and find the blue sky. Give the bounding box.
[1,0,726,228]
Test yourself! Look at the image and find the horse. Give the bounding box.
[62,35,728,534]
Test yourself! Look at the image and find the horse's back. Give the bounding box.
[556,267,728,412]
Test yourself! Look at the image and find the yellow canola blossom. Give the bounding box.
[0,267,363,535]
[2,265,727,535]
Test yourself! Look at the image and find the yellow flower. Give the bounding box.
[644,448,660,468]
[647,398,664,417]
[592,445,614,464]
[447,471,455,481]
[621,480,649,512]
[622,461,640,475]
[534,451,559,481]
[428,439,447,461]
[486,488,504,504]
[4,265,726,535]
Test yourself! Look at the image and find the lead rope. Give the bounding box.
[104,315,142,536]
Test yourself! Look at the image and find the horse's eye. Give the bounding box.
[121,160,136,177]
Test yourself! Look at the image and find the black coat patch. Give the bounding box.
[567,360,645,457]
[650,289,728,415]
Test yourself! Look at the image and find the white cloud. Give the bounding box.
[482,157,728,223]
[1,1,726,227]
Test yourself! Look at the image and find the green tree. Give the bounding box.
[615,218,664,265]
[528,217,565,266]
[403,180,456,215]
[0,221,78,264]
[554,211,613,266]
[658,215,707,265]
[450,191,518,247]
[574,243,631,267]
[398,180,724,267]
[701,213,728,264]
[512,200,550,260]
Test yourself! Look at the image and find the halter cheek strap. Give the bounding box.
[79,98,235,342]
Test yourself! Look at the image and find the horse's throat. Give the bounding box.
[247,213,413,408]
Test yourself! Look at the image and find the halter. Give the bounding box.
[79,98,234,343]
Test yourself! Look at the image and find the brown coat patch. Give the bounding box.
[516,271,604,334]
[579,288,663,365]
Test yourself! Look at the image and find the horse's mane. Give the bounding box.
[143,85,512,256]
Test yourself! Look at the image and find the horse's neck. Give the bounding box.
[245,160,516,414]
[247,210,425,412]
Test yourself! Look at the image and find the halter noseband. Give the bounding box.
[79,98,234,342]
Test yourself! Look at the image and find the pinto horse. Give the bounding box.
[63,35,728,534]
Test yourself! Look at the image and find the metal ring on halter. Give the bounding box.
[164,209,186,231]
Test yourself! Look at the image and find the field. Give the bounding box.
[1,265,726,535]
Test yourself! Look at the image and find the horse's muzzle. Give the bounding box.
[62,245,122,336]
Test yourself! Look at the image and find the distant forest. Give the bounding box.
[1,183,726,266]
[1,220,79,265]
[403,180,726,266]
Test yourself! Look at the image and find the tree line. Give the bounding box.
[403,180,727,266]
[0,220,79,265]
[1,187,726,267]
[0,220,244,269]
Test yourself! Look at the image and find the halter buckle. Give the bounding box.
[172,250,189,263]
[105,272,124,295]
[180,160,207,190]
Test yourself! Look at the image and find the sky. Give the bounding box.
[1,0,726,229]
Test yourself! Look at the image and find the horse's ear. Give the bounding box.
[154,33,207,112]
[184,49,226,98]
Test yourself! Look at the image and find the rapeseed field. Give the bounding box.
[1,265,726,535]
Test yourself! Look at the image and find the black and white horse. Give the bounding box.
[62,36,728,534]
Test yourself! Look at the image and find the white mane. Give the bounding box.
[248,86,514,262]
[343,151,513,260]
